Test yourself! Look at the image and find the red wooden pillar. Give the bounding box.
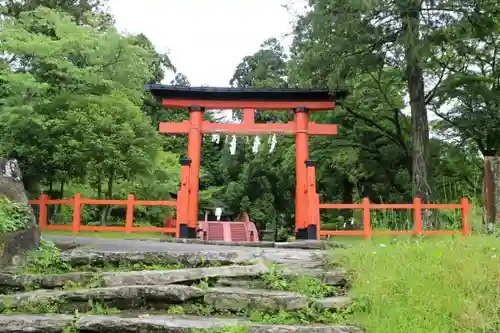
[177,157,191,238]
[294,107,310,239]
[184,106,204,238]
[305,160,319,240]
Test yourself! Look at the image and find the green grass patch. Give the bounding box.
[339,235,500,333]
[325,234,460,247]
[42,230,169,240]
[259,266,339,298]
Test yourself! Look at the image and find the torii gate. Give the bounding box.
[146,85,347,240]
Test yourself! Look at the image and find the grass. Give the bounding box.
[42,230,169,240]
[338,235,500,333]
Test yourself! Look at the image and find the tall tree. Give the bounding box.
[429,0,500,228]
[230,38,288,89]
[295,0,482,206]
[0,7,156,197]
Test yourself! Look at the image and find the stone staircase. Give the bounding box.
[0,240,362,332]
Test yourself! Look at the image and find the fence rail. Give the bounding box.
[317,197,472,239]
[29,193,177,235]
[29,194,472,239]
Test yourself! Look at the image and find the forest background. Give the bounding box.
[1,0,498,239]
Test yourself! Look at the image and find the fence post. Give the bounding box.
[125,194,135,233]
[72,193,81,234]
[314,193,320,240]
[38,194,48,230]
[177,158,191,239]
[413,197,423,236]
[362,197,372,240]
[461,197,471,236]
[305,160,319,240]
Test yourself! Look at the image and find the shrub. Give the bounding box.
[0,196,31,234]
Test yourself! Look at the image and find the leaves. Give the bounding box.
[0,0,494,231]
[0,196,31,234]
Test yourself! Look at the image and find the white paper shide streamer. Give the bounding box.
[252,136,261,154]
[229,135,237,155]
[211,134,221,144]
[269,134,277,153]
[215,207,223,221]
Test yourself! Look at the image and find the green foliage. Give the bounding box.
[23,240,71,274]
[0,196,31,234]
[260,266,338,298]
[0,0,496,241]
[340,236,500,332]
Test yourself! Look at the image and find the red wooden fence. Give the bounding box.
[317,197,472,239]
[29,194,177,235]
[29,194,472,239]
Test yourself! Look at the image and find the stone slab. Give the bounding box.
[0,314,364,332]
[314,296,352,311]
[158,238,345,250]
[203,287,309,312]
[58,247,331,270]
[102,264,269,287]
[76,314,245,332]
[0,264,270,290]
[0,285,203,310]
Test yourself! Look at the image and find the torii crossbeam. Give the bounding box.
[146,85,348,240]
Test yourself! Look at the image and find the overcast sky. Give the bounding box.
[108,0,304,86]
[106,0,426,124]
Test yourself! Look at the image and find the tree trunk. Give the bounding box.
[402,2,432,226]
[483,155,500,232]
[0,159,40,266]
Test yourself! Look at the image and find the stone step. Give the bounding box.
[203,287,309,312]
[0,265,345,293]
[276,267,346,285]
[0,264,270,290]
[58,247,330,269]
[102,264,269,287]
[0,285,204,311]
[157,238,346,250]
[203,287,351,312]
[0,314,364,332]
[0,285,351,313]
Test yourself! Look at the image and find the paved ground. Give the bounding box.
[43,235,332,270]
[43,235,323,254]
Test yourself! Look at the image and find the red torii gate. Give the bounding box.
[146,85,347,240]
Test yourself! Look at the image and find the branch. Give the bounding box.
[432,106,487,153]
[425,52,452,104]
[366,69,410,156]
[343,104,408,153]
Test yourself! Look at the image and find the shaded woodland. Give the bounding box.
[1,0,498,237]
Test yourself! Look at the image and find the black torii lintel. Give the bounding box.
[145,85,349,102]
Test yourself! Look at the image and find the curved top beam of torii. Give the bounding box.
[145,85,348,111]
[146,85,348,136]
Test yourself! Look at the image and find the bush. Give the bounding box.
[0,196,31,234]
[339,236,500,333]
[24,240,71,274]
